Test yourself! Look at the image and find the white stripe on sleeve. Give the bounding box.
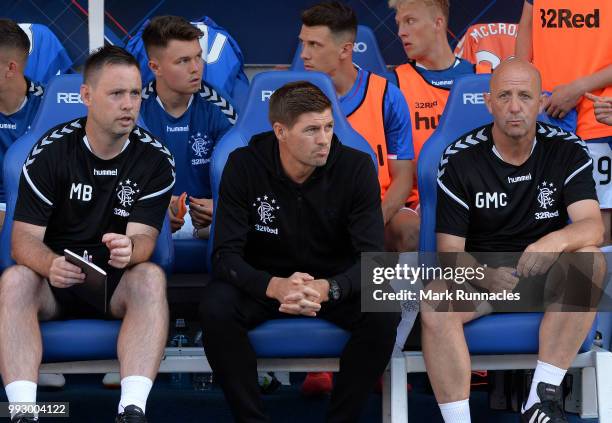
[22,165,53,206]
[437,179,469,210]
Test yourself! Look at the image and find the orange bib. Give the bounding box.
[395,63,450,205]
[533,0,612,140]
[347,73,391,198]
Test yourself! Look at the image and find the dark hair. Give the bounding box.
[142,15,203,56]
[83,45,140,84]
[0,19,30,62]
[268,81,332,128]
[301,1,357,42]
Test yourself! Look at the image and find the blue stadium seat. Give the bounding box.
[19,23,73,84]
[418,73,596,354]
[210,70,377,356]
[36,317,343,368]
[290,25,388,77]
[0,74,174,362]
[249,319,351,358]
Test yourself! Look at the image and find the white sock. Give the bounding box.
[5,380,37,418]
[524,360,567,411]
[118,376,153,414]
[439,398,471,423]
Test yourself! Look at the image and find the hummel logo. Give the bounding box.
[508,173,532,184]
[94,169,118,176]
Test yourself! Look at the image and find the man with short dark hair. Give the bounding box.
[140,15,237,239]
[425,58,604,423]
[199,81,399,422]
[299,1,415,252]
[0,45,174,423]
[0,18,44,231]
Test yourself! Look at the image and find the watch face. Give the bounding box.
[330,281,341,300]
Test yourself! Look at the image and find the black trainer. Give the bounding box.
[116,405,147,423]
[520,382,567,423]
[10,414,38,422]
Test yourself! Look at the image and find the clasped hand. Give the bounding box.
[267,272,330,316]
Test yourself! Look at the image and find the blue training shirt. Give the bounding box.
[340,68,414,160]
[0,79,44,203]
[139,80,237,199]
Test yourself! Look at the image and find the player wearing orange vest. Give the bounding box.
[297,0,415,397]
[516,0,612,240]
[299,1,415,253]
[389,0,477,240]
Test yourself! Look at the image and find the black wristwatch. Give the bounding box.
[327,279,342,302]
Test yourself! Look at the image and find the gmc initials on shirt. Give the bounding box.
[540,8,600,28]
[475,192,507,209]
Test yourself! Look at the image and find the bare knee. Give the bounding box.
[386,211,420,252]
[0,265,44,307]
[398,224,419,252]
[421,310,459,334]
[570,246,606,285]
[124,263,167,302]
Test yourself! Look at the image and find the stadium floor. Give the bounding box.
[0,374,597,422]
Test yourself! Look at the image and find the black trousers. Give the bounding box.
[199,281,400,423]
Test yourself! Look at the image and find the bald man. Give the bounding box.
[423,58,604,423]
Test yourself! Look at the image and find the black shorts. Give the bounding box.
[49,267,125,319]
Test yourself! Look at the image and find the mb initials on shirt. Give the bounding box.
[70,182,93,202]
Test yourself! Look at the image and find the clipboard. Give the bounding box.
[63,249,108,313]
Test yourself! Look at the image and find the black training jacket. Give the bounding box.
[212,130,384,302]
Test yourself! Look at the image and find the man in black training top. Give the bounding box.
[0,46,175,423]
[199,81,400,423]
[424,58,604,423]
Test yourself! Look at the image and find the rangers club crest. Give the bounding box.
[116,179,140,208]
[190,132,211,158]
[534,181,559,220]
[537,181,556,210]
[253,195,280,235]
